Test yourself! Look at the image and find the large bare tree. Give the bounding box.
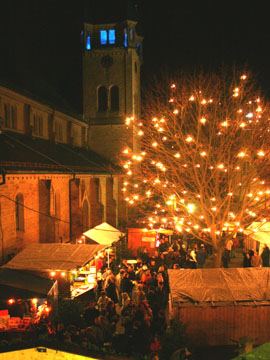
[122,70,270,266]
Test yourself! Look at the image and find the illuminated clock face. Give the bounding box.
[101,55,113,68]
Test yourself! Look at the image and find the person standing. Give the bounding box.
[222,248,230,268]
[261,244,270,267]
[196,245,207,268]
[251,251,262,267]
[225,238,233,258]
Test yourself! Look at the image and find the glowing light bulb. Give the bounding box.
[237,152,246,158]
[200,118,206,124]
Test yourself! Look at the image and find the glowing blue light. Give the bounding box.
[108,29,115,44]
[124,33,127,47]
[100,30,107,45]
[86,35,91,50]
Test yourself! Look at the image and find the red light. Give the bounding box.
[8,299,15,304]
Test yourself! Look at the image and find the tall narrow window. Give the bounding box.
[15,193,24,231]
[100,30,107,45]
[129,27,134,41]
[33,115,37,134]
[82,199,89,230]
[124,28,127,47]
[136,42,142,58]
[86,32,91,50]
[38,116,43,136]
[98,86,108,112]
[108,29,115,44]
[11,106,17,129]
[110,85,119,112]
[4,104,8,127]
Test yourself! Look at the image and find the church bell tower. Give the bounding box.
[82,4,143,163]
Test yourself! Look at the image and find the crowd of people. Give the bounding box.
[44,236,196,359]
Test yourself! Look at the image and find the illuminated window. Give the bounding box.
[86,33,91,50]
[15,193,24,231]
[108,29,115,44]
[124,28,127,47]
[100,30,107,45]
[98,86,108,111]
[110,85,119,112]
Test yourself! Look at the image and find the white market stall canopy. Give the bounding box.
[243,222,270,246]
[83,222,125,246]
[2,243,108,272]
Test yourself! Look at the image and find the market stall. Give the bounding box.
[243,222,270,254]
[2,243,108,299]
[127,228,173,256]
[0,268,56,331]
[83,222,125,245]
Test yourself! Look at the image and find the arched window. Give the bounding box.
[110,85,119,112]
[82,199,89,230]
[15,193,24,231]
[98,86,108,112]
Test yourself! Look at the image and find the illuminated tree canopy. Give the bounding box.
[122,70,270,266]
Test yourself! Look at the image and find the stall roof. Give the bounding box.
[0,268,55,299]
[83,222,124,245]
[168,268,270,307]
[2,243,108,272]
[244,222,270,245]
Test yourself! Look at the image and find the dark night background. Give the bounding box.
[0,0,269,114]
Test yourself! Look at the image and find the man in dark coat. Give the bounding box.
[261,244,270,267]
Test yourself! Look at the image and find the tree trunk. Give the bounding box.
[213,246,223,268]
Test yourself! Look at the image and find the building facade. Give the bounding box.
[0,3,142,264]
[0,85,127,264]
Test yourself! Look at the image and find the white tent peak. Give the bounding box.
[83,222,125,245]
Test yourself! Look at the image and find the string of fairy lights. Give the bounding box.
[120,72,270,245]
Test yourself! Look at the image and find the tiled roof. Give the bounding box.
[0,131,120,175]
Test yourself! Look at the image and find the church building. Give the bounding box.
[0,0,143,264]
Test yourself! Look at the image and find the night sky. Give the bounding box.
[0,0,270,113]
